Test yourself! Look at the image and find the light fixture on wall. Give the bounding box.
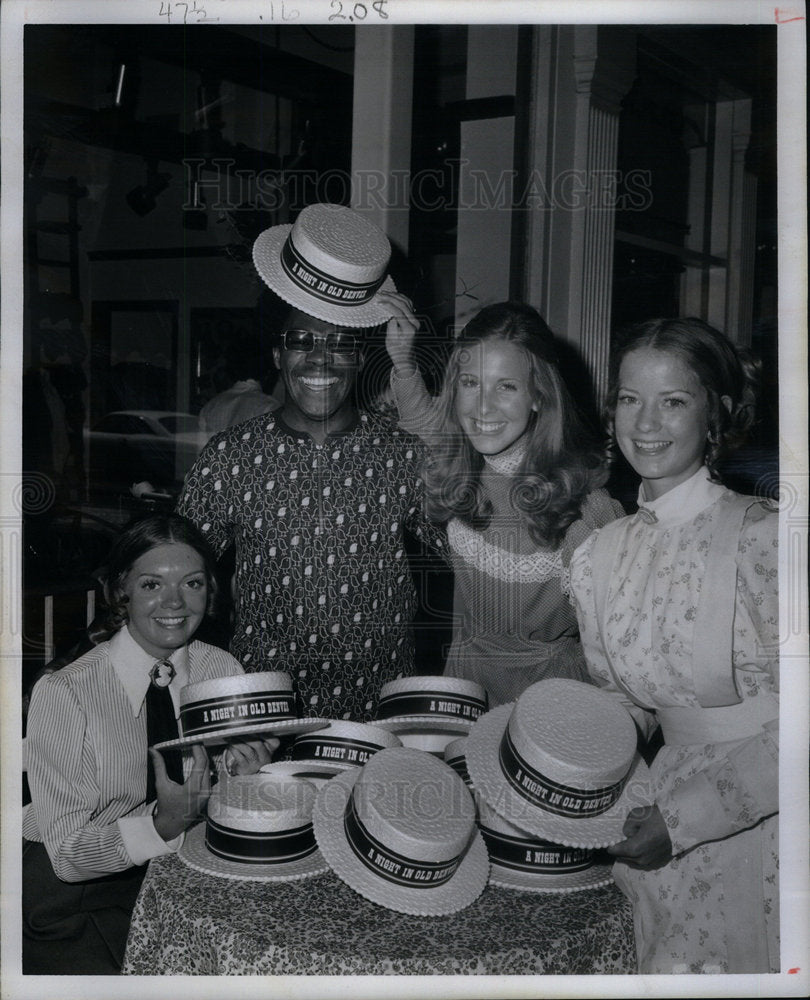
[126,159,171,217]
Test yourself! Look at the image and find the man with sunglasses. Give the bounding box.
[177,204,445,722]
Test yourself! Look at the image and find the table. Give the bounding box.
[122,852,636,975]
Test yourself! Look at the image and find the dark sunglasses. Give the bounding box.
[281,329,359,358]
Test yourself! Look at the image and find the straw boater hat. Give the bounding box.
[153,671,329,750]
[287,720,403,777]
[312,747,489,916]
[476,799,614,894]
[252,203,398,328]
[372,675,489,754]
[179,770,329,882]
[444,738,613,893]
[465,678,652,849]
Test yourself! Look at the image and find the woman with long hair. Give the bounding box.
[384,298,623,705]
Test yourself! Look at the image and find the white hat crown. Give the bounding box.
[252,203,397,328]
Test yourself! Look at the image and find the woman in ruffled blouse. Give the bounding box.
[383,298,623,706]
[569,317,779,973]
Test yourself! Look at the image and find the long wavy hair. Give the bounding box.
[90,514,220,642]
[425,302,609,548]
[605,317,760,482]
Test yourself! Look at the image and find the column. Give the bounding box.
[522,26,636,406]
[454,26,519,326]
[350,26,415,255]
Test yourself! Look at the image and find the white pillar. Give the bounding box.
[350,26,414,255]
[523,26,635,406]
[725,99,756,345]
[454,26,518,326]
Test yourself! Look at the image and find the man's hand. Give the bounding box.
[151,744,211,842]
[606,804,673,870]
[379,291,419,376]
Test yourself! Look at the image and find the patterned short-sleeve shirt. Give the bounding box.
[177,410,444,721]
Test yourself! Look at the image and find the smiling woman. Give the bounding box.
[117,543,210,658]
[613,348,714,500]
[453,339,538,457]
[569,317,779,973]
[22,514,278,974]
[387,301,626,707]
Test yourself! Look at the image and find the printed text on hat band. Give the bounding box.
[499,729,626,817]
[479,827,594,874]
[343,797,461,888]
[375,691,487,721]
[179,691,296,736]
[281,234,385,305]
[292,735,382,765]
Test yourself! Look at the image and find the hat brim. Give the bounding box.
[258,760,340,788]
[465,704,652,849]
[253,225,397,329]
[153,716,330,750]
[487,859,615,894]
[373,716,476,735]
[262,758,353,777]
[312,766,490,916]
[178,820,329,882]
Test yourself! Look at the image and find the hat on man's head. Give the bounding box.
[252,203,397,328]
[465,678,652,849]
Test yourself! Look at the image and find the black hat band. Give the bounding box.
[343,796,461,889]
[292,734,383,766]
[205,816,317,865]
[375,691,487,723]
[480,826,594,874]
[499,728,626,818]
[280,233,385,307]
[179,691,295,737]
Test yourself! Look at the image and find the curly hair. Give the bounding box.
[605,317,760,481]
[424,302,609,549]
[90,514,220,642]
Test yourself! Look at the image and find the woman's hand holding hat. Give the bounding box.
[152,744,212,842]
[381,291,419,378]
[606,804,673,870]
[224,736,279,776]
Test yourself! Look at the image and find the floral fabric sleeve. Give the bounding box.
[569,529,658,741]
[658,503,780,855]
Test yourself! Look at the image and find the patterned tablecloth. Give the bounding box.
[122,852,636,976]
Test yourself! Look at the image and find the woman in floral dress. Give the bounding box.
[569,317,779,973]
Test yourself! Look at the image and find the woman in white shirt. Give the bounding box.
[23,513,275,974]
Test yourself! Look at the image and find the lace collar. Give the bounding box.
[481,436,529,475]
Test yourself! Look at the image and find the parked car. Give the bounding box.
[84,410,206,497]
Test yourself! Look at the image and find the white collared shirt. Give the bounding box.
[636,466,727,527]
[110,624,189,719]
[23,629,243,881]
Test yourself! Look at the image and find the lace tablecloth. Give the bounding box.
[122,853,636,975]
